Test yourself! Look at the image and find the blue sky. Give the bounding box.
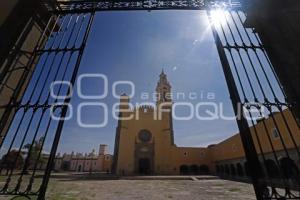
[0,9,286,160]
[56,10,239,154]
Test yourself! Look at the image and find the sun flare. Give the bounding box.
[210,9,227,26]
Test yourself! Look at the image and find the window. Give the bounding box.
[271,128,279,139]
[138,129,152,142]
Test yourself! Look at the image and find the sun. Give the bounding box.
[210,9,227,26]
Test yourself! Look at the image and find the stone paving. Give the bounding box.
[44,176,256,200]
[0,175,256,199]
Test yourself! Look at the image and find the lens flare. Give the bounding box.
[210,9,227,26]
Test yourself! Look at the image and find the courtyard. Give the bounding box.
[45,177,255,200]
[0,174,256,200]
[5,175,253,200]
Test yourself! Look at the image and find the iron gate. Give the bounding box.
[0,8,95,199]
[208,6,300,199]
[0,0,299,199]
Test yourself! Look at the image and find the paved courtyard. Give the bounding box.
[44,177,256,200]
[0,175,256,199]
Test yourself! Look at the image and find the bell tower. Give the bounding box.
[156,69,172,105]
[155,70,174,145]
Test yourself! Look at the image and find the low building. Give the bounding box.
[54,144,113,173]
[211,109,300,180]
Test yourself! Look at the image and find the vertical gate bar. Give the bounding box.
[37,12,95,200]
[207,10,265,200]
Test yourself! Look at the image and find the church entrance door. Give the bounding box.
[138,158,151,175]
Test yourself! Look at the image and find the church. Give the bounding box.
[112,71,300,176]
[112,71,211,175]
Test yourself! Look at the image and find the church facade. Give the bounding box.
[113,71,212,175]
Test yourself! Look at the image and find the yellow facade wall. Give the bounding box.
[115,105,300,175]
[210,110,300,165]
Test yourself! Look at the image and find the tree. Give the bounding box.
[23,136,47,170]
[1,150,24,173]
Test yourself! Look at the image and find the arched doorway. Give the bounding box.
[220,165,225,175]
[199,165,210,175]
[180,165,189,175]
[62,161,70,171]
[216,165,220,174]
[280,157,300,179]
[77,165,82,172]
[230,164,236,176]
[265,159,280,179]
[190,165,199,175]
[135,129,154,175]
[225,165,230,176]
[138,158,151,175]
[244,162,250,177]
[236,163,244,177]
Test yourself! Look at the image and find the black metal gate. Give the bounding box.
[0,0,299,199]
[208,5,300,199]
[0,8,95,199]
